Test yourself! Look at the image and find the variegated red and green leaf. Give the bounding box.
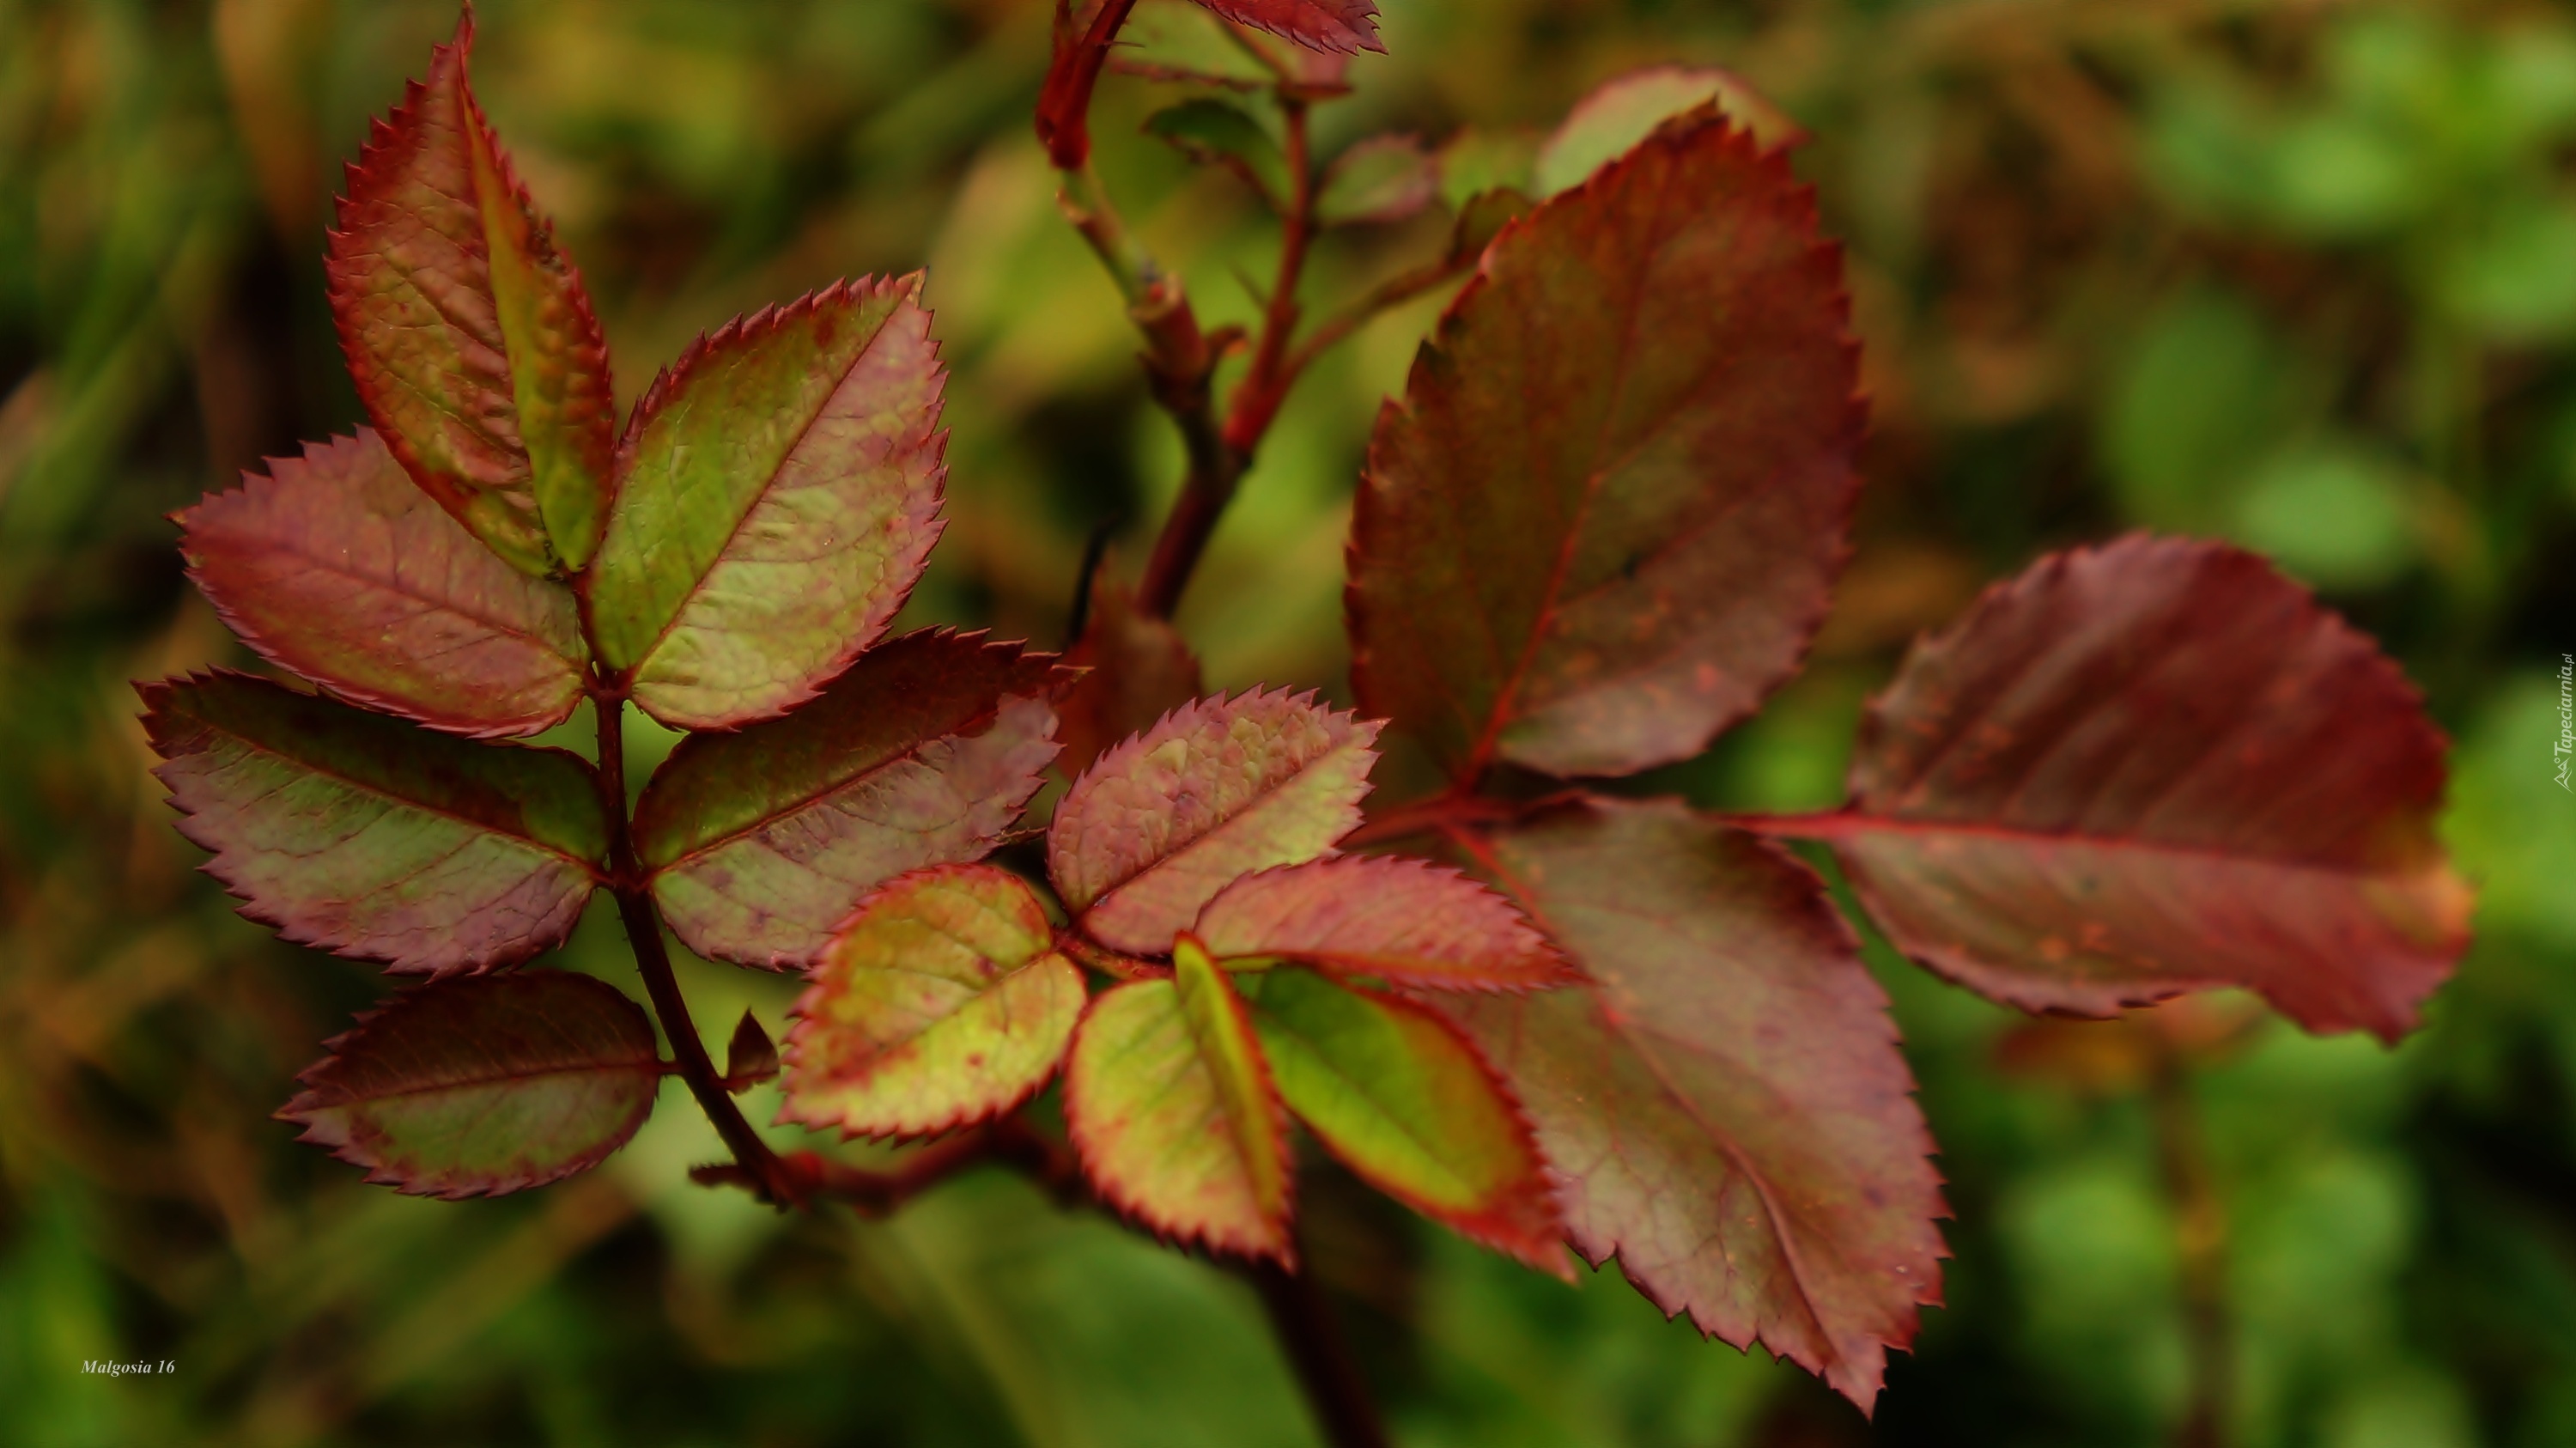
[1048,690,1378,955]
[1441,795,1944,1412]
[142,672,607,976]
[1349,113,1860,781]
[589,277,945,730]
[1066,937,1293,1262]
[179,429,586,739]
[635,631,1066,970]
[279,971,661,1198]
[1191,0,1382,54]
[781,865,1086,1139]
[325,12,615,576]
[1787,534,2471,1042]
[1243,965,1564,1269]
[1194,855,1571,990]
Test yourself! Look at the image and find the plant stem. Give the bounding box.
[2148,1055,2231,1448]
[592,693,806,1208]
[1241,1256,1390,1448]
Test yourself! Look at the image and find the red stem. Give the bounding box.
[1240,1256,1391,1448]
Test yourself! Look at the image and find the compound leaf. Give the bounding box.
[142,672,606,976]
[325,12,614,576]
[180,429,586,739]
[1442,794,1944,1412]
[1534,67,1806,196]
[1188,0,1382,55]
[280,971,660,1198]
[591,276,945,730]
[1048,690,1379,955]
[1195,855,1571,990]
[1245,966,1564,1269]
[635,631,1065,970]
[1817,534,2471,1041]
[782,865,1085,1139]
[1066,938,1293,1262]
[1350,113,1860,781]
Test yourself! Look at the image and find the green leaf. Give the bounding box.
[325,13,616,575]
[141,672,607,976]
[1316,134,1437,226]
[1436,126,1539,210]
[1244,966,1563,1269]
[635,630,1066,970]
[1534,66,1806,196]
[1066,938,1293,1262]
[1145,99,1291,210]
[782,865,1086,1139]
[280,971,661,1198]
[590,276,946,730]
[179,429,588,739]
[1048,690,1379,955]
[1350,114,1861,780]
[1194,855,1571,990]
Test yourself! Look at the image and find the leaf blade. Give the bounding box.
[1195,855,1571,990]
[1188,0,1382,56]
[1533,67,1806,196]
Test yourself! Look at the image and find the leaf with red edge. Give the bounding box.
[782,865,1085,1139]
[179,429,586,739]
[635,631,1066,970]
[279,971,660,1198]
[142,672,606,976]
[1058,575,1205,777]
[1190,0,1382,55]
[1349,113,1861,782]
[1195,855,1570,991]
[1802,534,2471,1042]
[1066,937,1294,1262]
[590,276,945,730]
[1048,690,1379,955]
[1242,965,1564,1270]
[1440,794,1944,1412]
[1533,68,1807,196]
[326,12,615,576]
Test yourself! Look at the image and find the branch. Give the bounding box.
[1237,1252,1391,1448]
[692,1116,1089,1216]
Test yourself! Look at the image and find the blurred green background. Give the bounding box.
[5,0,2576,1444]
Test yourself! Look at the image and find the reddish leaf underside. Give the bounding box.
[1190,0,1382,55]
[325,11,615,576]
[1817,534,2472,1041]
[280,971,661,1198]
[590,277,945,730]
[180,429,587,739]
[1048,690,1380,955]
[1243,965,1565,1270]
[1441,795,1945,1412]
[1194,855,1571,991]
[781,865,1085,1139]
[1056,575,1205,777]
[142,672,606,976]
[1066,939,1294,1262]
[635,631,1066,970]
[1348,113,1861,781]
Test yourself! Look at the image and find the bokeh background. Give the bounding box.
[6,0,2576,1444]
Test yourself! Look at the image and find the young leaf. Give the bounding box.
[1316,134,1438,226]
[1146,99,1290,210]
[1066,937,1294,1262]
[1533,67,1807,195]
[279,971,661,1198]
[1194,855,1570,990]
[1048,690,1380,954]
[1437,126,1538,210]
[1243,966,1564,1269]
[179,429,586,739]
[724,1011,780,1091]
[1188,0,1382,56]
[1349,114,1861,781]
[1440,795,1944,1413]
[142,672,607,976]
[1814,534,2471,1041]
[1057,575,1205,777]
[325,12,615,576]
[781,865,1085,1139]
[590,277,945,730]
[635,631,1065,970]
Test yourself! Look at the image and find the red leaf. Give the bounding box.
[1441,794,1944,1412]
[1048,690,1380,955]
[635,631,1066,970]
[1194,855,1571,991]
[1056,575,1204,777]
[1804,534,2472,1041]
[179,430,586,739]
[1191,0,1382,55]
[1349,113,1860,781]
[280,971,661,1198]
[326,12,615,576]
[142,672,607,976]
